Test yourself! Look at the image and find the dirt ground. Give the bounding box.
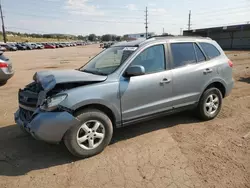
[0,45,249,188]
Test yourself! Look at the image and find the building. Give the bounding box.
[183,23,250,49]
[124,32,155,40]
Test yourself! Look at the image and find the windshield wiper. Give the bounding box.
[81,69,107,76]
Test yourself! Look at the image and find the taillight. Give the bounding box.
[0,62,8,68]
[228,60,233,68]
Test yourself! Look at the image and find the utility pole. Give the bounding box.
[163,28,165,35]
[145,7,148,38]
[188,10,191,30]
[180,28,183,35]
[0,0,6,43]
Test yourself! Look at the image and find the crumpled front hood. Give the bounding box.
[34,69,107,91]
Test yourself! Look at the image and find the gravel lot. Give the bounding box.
[0,45,249,188]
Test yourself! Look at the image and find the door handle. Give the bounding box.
[160,78,171,84]
[203,68,213,74]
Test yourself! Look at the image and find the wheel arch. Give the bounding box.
[73,103,119,128]
[202,81,226,98]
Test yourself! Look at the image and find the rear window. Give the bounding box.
[199,42,221,59]
[171,43,196,68]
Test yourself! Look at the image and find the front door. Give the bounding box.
[120,44,173,123]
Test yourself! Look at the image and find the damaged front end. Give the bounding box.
[15,70,107,143]
[15,77,80,143]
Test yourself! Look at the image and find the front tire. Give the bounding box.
[196,88,222,121]
[64,109,113,158]
[19,125,30,135]
[0,80,7,85]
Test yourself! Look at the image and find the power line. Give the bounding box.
[8,0,248,14]
[5,12,144,24]
[4,4,250,24]
[6,7,250,25]
[193,5,250,15]
[5,11,185,27]
[6,10,250,33]
[154,8,250,23]
[5,0,249,15]
[6,26,51,34]
[5,9,144,21]
[192,21,250,29]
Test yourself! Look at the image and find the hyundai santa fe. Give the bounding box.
[14,36,234,158]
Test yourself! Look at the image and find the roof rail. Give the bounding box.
[147,35,212,40]
[147,34,174,39]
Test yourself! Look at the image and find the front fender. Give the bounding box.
[60,81,121,124]
[72,99,120,123]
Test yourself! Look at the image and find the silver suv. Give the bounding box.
[15,36,234,158]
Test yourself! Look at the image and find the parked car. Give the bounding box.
[65,43,71,47]
[58,43,65,48]
[103,42,112,49]
[76,42,83,46]
[44,43,56,49]
[15,44,27,50]
[15,36,234,158]
[30,43,43,49]
[0,46,6,51]
[52,43,59,48]
[22,43,33,50]
[30,43,37,49]
[1,44,17,51]
[36,43,44,49]
[0,51,14,84]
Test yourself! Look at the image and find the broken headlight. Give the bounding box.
[40,94,67,111]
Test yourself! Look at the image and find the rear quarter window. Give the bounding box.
[199,42,221,59]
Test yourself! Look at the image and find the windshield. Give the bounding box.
[79,46,136,75]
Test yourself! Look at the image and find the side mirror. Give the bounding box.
[125,65,145,77]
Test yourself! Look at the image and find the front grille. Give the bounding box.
[19,108,34,122]
[19,82,42,108]
[19,90,38,107]
[25,82,42,93]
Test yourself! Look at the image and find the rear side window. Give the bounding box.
[194,44,206,62]
[170,43,196,68]
[199,42,221,59]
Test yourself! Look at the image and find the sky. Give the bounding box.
[2,0,250,36]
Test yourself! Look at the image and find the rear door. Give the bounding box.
[170,42,207,108]
[198,42,224,82]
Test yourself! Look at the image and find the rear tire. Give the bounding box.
[64,109,113,158]
[196,88,222,121]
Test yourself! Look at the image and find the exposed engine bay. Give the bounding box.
[19,80,96,109]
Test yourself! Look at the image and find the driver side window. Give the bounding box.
[130,45,166,74]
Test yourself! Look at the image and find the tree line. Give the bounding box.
[3,31,123,42]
